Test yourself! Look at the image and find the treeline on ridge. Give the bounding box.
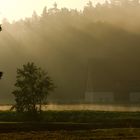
[0,0,140,103]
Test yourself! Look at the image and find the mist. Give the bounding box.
[0,0,140,104]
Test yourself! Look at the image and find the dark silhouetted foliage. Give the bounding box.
[12,62,55,113]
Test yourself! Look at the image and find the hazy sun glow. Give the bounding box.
[0,0,105,22]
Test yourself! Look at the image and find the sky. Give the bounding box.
[0,0,105,23]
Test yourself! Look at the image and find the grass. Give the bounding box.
[0,128,140,140]
[0,111,139,131]
[0,111,140,139]
[0,110,140,122]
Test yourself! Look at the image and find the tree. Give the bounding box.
[41,6,47,18]
[12,62,55,113]
[32,11,39,22]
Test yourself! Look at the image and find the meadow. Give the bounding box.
[0,110,140,139]
[0,111,140,129]
[0,128,140,140]
[0,110,140,123]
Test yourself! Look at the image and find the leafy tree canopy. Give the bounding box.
[12,62,55,113]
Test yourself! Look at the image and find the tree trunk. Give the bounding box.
[39,101,42,112]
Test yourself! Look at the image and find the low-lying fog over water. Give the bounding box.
[1,104,140,112]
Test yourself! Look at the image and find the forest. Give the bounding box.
[0,0,140,103]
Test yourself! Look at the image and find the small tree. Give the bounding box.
[12,62,54,113]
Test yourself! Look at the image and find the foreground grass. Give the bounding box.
[0,128,140,140]
[0,111,139,131]
[1,110,140,123]
[0,111,140,139]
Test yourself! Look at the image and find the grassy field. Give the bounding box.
[1,110,140,123]
[0,111,140,139]
[0,128,140,139]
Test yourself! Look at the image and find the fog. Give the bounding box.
[0,0,140,104]
[1,104,140,112]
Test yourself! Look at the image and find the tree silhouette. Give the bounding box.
[12,62,55,113]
